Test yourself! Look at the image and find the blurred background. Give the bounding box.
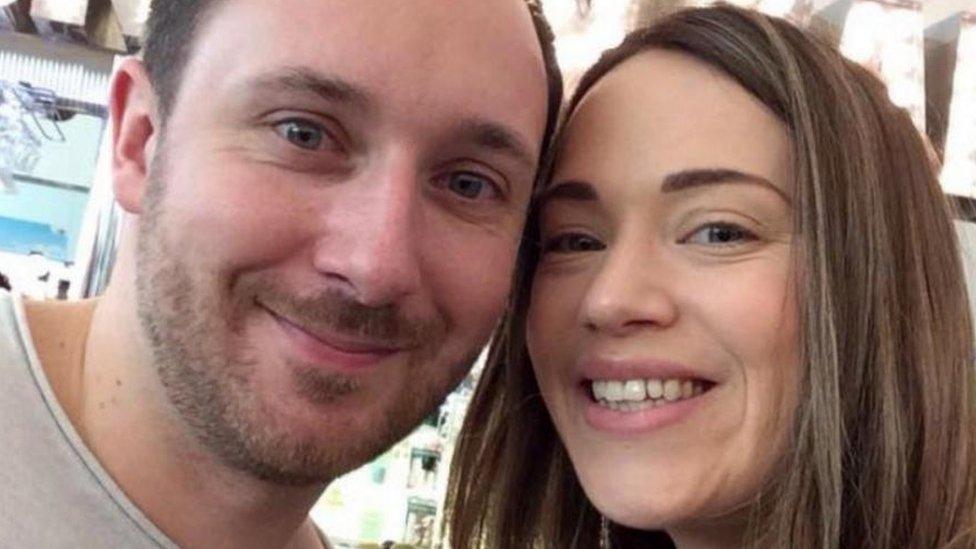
[0,0,973,547]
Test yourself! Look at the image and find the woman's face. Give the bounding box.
[527,50,799,537]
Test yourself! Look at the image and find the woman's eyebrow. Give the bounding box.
[661,168,791,204]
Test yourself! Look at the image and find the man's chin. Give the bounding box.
[208,421,386,487]
[204,389,422,487]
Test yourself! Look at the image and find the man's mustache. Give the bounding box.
[241,279,439,348]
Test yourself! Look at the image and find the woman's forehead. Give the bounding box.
[552,50,792,200]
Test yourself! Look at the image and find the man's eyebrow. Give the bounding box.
[242,66,373,110]
[662,168,790,203]
[535,180,599,209]
[456,119,537,171]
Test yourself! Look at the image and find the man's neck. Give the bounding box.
[25,285,329,549]
[22,296,96,436]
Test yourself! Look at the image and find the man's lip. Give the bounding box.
[576,356,719,384]
[257,302,406,355]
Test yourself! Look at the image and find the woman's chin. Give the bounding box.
[585,484,698,531]
[583,477,753,536]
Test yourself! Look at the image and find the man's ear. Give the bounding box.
[110,57,160,215]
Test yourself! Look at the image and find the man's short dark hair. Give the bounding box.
[141,0,563,162]
[141,0,225,121]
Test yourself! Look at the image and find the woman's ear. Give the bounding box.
[109,57,159,215]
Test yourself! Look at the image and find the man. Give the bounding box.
[0,0,561,547]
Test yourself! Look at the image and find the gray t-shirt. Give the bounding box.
[0,291,177,548]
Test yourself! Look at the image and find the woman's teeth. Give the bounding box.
[591,378,706,411]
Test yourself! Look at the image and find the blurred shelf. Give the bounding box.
[12,172,90,194]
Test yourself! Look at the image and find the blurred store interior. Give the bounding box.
[1,0,974,546]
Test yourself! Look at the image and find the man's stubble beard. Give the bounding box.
[133,147,479,486]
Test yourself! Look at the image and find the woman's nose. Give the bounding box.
[579,241,679,336]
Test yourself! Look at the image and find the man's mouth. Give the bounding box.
[256,300,407,365]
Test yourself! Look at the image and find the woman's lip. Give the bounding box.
[577,357,718,384]
[579,384,714,435]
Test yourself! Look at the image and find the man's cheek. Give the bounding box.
[438,241,515,320]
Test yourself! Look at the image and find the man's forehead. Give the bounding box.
[177,0,548,153]
[191,0,545,97]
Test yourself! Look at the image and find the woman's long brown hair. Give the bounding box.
[446,5,976,548]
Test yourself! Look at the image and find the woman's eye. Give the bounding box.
[685,223,756,246]
[273,119,328,150]
[542,232,606,254]
[445,171,499,201]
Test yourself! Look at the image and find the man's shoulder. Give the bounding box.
[0,288,15,313]
[0,293,173,548]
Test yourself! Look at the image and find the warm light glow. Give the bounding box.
[543,0,633,92]
[688,0,813,25]
[540,0,583,31]
[840,0,925,131]
[841,2,885,64]
[758,0,812,22]
[941,14,976,197]
[758,0,796,16]
[544,0,821,92]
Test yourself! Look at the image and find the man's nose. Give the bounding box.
[310,158,424,307]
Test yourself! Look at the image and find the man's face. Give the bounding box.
[135,0,547,484]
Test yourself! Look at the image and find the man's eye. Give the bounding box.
[685,223,756,246]
[273,119,327,150]
[446,172,499,200]
[542,232,605,254]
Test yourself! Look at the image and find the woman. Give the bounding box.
[447,4,976,548]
